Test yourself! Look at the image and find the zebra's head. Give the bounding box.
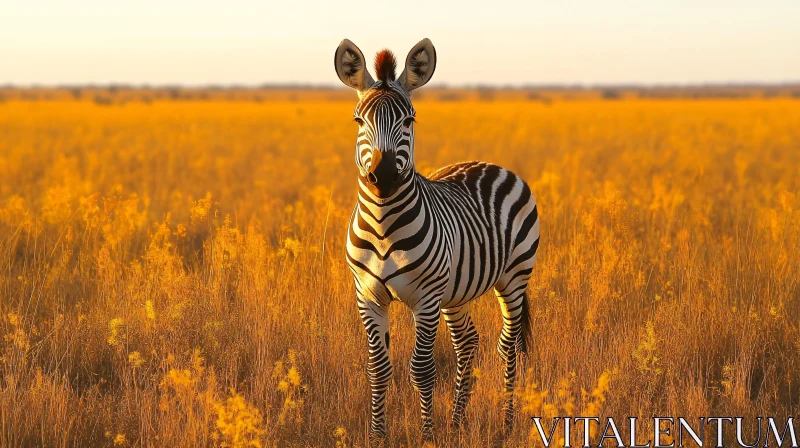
[334,38,437,198]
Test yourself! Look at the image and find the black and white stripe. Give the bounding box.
[335,38,540,445]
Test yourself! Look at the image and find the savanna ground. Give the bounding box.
[0,89,799,447]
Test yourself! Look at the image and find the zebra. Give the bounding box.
[334,38,540,445]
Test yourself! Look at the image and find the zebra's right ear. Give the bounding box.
[334,39,375,92]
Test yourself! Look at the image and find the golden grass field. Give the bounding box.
[0,91,799,447]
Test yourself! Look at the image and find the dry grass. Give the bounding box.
[0,95,799,447]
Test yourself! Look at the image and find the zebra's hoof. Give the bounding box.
[503,421,515,438]
[421,430,436,446]
[368,431,387,448]
[450,415,469,433]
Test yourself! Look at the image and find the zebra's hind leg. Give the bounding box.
[358,297,393,446]
[410,300,441,443]
[494,282,533,437]
[442,304,479,430]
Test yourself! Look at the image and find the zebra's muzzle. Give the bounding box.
[365,148,399,197]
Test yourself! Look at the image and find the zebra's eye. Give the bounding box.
[354,117,364,126]
[403,117,415,128]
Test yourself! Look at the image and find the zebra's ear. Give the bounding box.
[398,38,437,92]
[334,39,375,92]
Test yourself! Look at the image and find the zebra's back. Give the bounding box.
[424,161,540,308]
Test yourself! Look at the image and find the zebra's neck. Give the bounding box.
[356,170,423,226]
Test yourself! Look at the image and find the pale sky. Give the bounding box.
[2,0,799,86]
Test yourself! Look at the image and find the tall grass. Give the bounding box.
[0,96,798,446]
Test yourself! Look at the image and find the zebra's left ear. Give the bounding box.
[398,38,437,92]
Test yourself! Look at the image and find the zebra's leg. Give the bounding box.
[495,228,537,437]
[358,297,393,445]
[410,301,441,443]
[494,286,529,437]
[442,304,479,430]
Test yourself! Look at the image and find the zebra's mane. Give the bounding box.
[374,49,397,85]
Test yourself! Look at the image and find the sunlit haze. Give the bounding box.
[3,0,799,86]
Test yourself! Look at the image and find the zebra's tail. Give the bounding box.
[519,291,534,355]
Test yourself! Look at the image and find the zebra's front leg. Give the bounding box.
[358,298,393,445]
[410,302,441,443]
[443,304,479,430]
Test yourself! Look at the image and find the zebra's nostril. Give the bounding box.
[367,172,378,184]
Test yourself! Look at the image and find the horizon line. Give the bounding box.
[3,81,800,90]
